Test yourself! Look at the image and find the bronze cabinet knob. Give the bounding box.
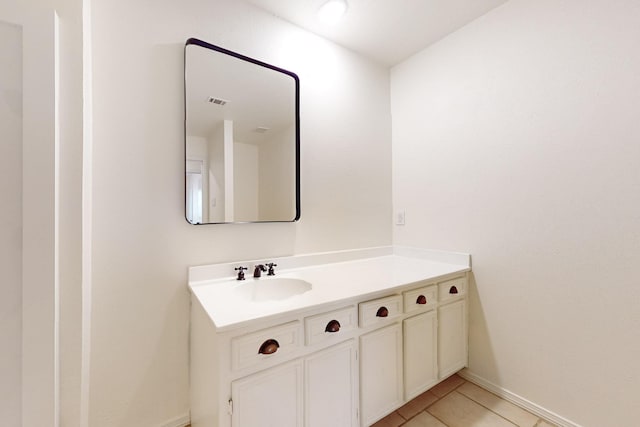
[325,320,341,333]
[376,306,389,317]
[416,295,427,305]
[258,339,280,355]
[449,286,459,294]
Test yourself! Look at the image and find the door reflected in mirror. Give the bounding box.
[184,38,300,224]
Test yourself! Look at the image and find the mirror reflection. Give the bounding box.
[184,38,300,224]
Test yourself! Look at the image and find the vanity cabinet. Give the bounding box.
[230,359,303,427]
[402,284,439,400]
[305,340,358,427]
[189,271,469,427]
[230,340,357,427]
[403,310,438,400]
[438,277,468,379]
[438,299,467,379]
[360,323,404,426]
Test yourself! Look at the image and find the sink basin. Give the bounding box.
[234,277,312,302]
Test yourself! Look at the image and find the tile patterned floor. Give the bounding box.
[371,375,558,427]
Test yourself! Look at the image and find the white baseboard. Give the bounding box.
[458,369,582,427]
[158,413,190,427]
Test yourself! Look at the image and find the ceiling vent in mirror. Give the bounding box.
[207,96,228,106]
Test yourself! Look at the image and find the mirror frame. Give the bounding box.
[184,38,301,224]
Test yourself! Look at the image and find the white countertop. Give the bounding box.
[189,247,471,332]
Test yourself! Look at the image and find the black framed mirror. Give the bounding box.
[184,38,300,224]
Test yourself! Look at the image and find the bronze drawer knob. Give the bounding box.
[325,320,341,333]
[376,306,389,317]
[416,295,427,305]
[258,339,280,355]
[449,286,458,294]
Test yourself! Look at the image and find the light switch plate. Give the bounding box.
[395,210,406,225]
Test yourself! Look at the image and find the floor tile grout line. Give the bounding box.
[405,382,522,427]
[429,382,464,427]
[399,378,467,427]
[453,389,527,427]
[393,374,552,427]
[455,385,540,427]
[427,380,469,427]
[457,381,559,427]
[424,408,450,427]
[420,378,468,427]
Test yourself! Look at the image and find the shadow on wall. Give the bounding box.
[120,284,190,426]
[464,271,500,384]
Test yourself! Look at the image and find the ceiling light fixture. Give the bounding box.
[317,0,348,25]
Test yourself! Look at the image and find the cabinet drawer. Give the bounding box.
[231,321,302,371]
[403,285,437,314]
[438,277,466,302]
[305,305,357,346]
[359,295,402,327]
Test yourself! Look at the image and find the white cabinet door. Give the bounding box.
[305,340,358,427]
[231,359,303,427]
[360,323,403,426]
[438,299,467,379]
[403,310,438,400]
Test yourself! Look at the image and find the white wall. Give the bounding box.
[259,124,296,220]
[1,0,86,425]
[89,0,391,424]
[233,141,258,221]
[55,0,88,424]
[0,20,23,427]
[208,125,225,223]
[391,0,640,426]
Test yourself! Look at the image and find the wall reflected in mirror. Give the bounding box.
[184,39,300,224]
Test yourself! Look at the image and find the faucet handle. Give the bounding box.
[234,266,247,281]
[265,263,278,276]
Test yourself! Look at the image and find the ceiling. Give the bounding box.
[246,0,509,66]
